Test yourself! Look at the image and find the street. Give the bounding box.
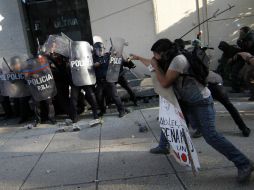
[0,98,253,190]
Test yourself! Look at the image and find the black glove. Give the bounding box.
[123,60,136,69]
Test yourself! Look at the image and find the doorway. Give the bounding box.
[21,0,93,55]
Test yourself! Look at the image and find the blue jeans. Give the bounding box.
[159,96,250,169]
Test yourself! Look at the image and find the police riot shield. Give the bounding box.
[0,57,30,98]
[0,64,4,96]
[69,41,96,86]
[44,35,70,57]
[23,56,57,102]
[106,37,126,83]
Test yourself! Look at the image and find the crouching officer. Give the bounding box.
[93,42,126,117]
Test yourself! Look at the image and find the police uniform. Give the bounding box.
[117,59,137,106]
[48,53,72,116]
[93,53,125,116]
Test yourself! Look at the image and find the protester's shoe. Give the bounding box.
[192,130,202,138]
[242,127,251,137]
[237,161,254,183]
[150,146,169,154]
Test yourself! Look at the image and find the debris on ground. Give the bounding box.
[134,121,142,127]
[135,121,148,133]
[46,169,56,174]
[72,124,81,131]
[139,125,148,133]
[89,119,103,127]
[56,125,81,133]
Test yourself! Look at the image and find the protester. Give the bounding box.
[131,38,253,183]
[192,71,251,138]
[174,39,251,138]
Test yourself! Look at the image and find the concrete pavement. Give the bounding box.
[0,99,253,190]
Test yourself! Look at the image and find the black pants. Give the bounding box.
[96,81,124,113]
[54,81,71,116]
[118,75,136,102]
[1,96,13,117]
[246,67,254,98]
[208,83,247,131]
[70,85,98,122]
[19,96,33,119]
[34,99,55,123]
[231,59,245,92]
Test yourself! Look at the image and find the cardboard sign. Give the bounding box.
[159,96,200,172]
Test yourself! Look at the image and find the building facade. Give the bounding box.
[0,0,253,77]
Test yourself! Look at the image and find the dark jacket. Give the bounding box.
[93,53,111,80]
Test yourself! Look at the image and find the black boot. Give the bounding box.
[237,161,254,183]
[242,127,251,137]
[192,130,202,138]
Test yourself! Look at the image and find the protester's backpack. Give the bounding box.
[181,47,210,86]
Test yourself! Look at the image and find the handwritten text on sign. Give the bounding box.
[159,96,200,171]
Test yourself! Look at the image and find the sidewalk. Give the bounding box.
[0,100,253,190]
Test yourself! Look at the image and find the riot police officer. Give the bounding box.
[24,55,57,126]
[10,56,33,124]
[93,42,126,117]
[47,53,72,117]
[68,41,99,122]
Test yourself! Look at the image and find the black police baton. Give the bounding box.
[3,57,13,72]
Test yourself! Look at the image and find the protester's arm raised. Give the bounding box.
[131,54,180,88]
[130,54,151,67]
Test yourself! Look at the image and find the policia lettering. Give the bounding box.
[27,73,54,91]
[0,73,25,80]
[110,56,122,65]
[70,59,93,68]
[24,57,57,102]
[69,41,96,87]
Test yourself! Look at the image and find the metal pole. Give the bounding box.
[180,4,235,39]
